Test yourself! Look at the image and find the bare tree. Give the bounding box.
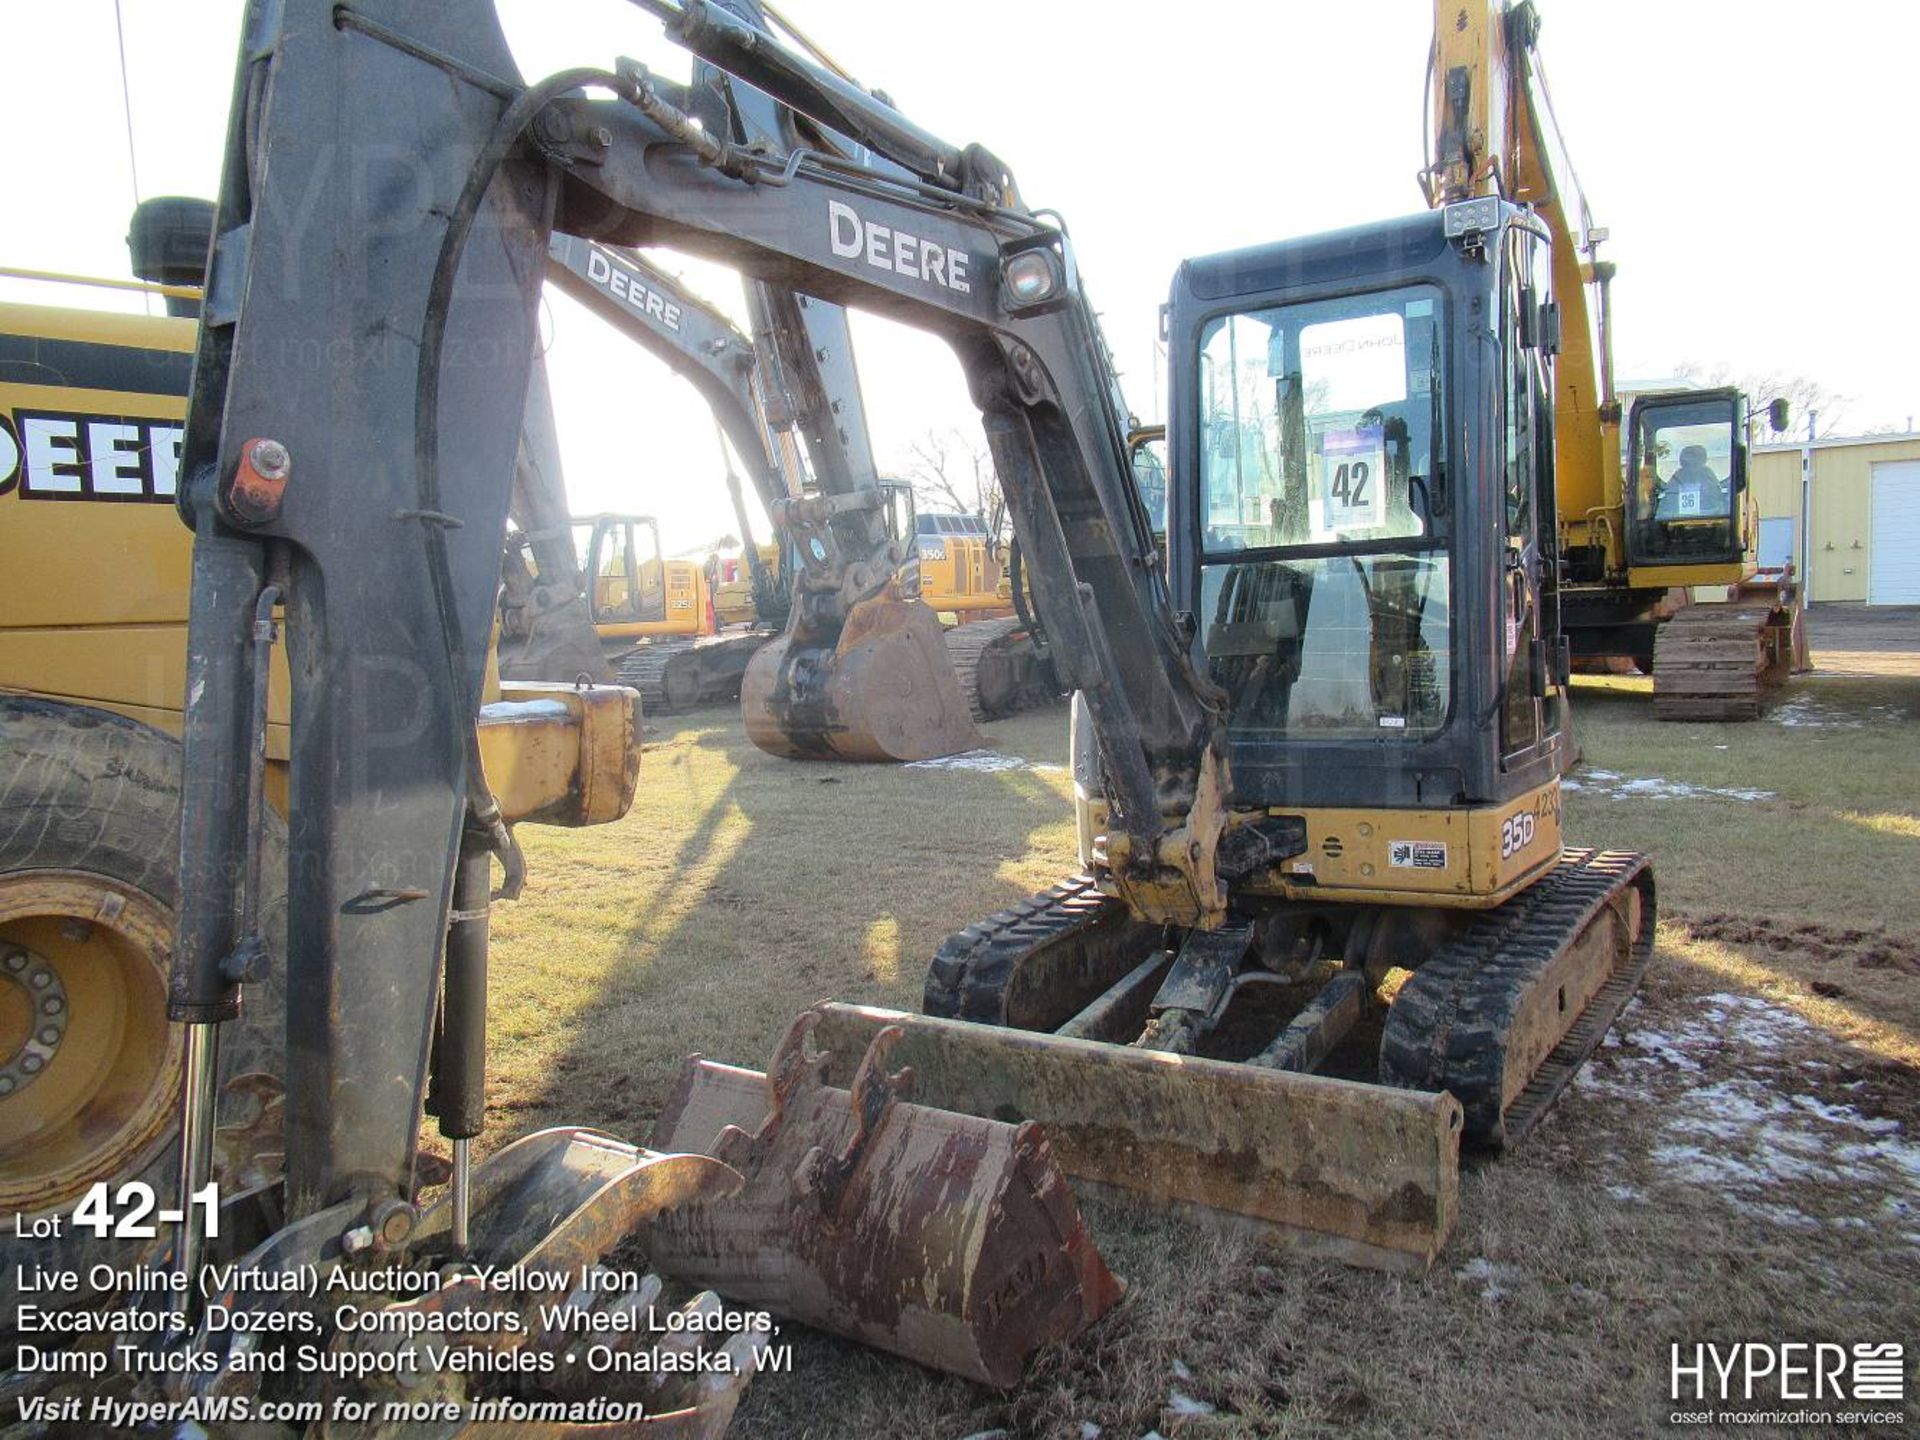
[899,427,1006,536]
[1674,362,1851,439]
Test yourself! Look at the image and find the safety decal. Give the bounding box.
[1388,839,1448,870]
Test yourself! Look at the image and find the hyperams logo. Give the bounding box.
[0,410,183,502]
[1669,1341,1906,1427]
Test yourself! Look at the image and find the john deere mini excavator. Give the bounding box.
[4,0,1669,1429]
[1416,0,1800,720]
[0,195,1099,1430]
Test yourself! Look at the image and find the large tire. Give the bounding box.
[0,698,285,1322]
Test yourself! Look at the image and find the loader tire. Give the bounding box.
[0,698,285,1323]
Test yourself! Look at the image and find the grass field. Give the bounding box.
[473,613,1920,1439]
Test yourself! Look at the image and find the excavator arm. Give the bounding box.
[176,0,1227,1240]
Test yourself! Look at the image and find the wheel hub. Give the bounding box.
[0,942,70,1098]
[0,871,181,1215]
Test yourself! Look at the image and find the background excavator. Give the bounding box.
[515,234,800,716]
[1421,0,1803,720]
[6,0,1686,1430]
[538,230,1045,745]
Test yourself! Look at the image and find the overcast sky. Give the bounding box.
[5,1,1914,547]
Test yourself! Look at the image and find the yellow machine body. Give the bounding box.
[912,511,1012,621]
[0,299,636,823]
[710,543,778,626]
[575,511,715,642]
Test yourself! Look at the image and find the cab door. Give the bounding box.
[1497,225,1560,768]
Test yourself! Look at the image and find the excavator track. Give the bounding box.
[616,632,771,714]
[933,856,1653,1154]
[1651,601,1794,721]
[942,615,1057,722]
[924,874,1164,1029]
[1379,847,1655,1148]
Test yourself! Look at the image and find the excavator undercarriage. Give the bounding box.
[917,849,1654,1156]
[943,614,1059,722]
[1648,596,1798,722]
[616,632,770,715]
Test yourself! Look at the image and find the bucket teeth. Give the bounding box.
[649,1012,1123,1388]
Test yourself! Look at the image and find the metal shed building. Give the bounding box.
[1750,431,1920,604]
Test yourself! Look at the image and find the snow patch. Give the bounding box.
[1576,992,1920,1242]
[904,749,1062,774]
[1454,1256,1523,1301]
[1567,769,1774,802]
[1772,697,1908,729]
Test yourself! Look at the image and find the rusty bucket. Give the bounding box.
[647,1013,1122,1387]
[740,589,984,763]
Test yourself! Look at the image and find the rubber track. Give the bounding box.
[923,874,1129,1023]
[1379,847,1655,1148]
[943,616,1034,723]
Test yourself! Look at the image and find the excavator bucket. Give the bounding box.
[647,1012,1123,1387]
[741,587,985,762]
[776,1003,1463,1271]
[185,1130,767,1439]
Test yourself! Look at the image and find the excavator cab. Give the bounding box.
[879,478,923,598]
[579,512,708,640]
[1167,200,1565,835]
[1626,388,1751,570]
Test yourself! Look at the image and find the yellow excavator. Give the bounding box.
[1423,0,1802,719]
[903,489,1062,721]
[526,509,750,709]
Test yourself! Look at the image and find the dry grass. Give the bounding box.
[470,704,1082,1149]
[468,631,1920,1439]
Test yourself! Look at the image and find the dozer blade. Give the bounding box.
[648,1012,1123,1388]
[800,1002,1462,1271]
[741,589,985,762]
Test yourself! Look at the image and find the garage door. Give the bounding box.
[1870,461,1920,603]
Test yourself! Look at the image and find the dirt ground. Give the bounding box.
[477,618,1920,1439]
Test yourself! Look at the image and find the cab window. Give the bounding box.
[1629,396,1740,566]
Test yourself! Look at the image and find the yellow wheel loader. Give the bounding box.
[0,254,643,1332]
